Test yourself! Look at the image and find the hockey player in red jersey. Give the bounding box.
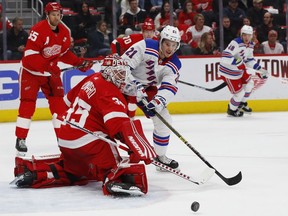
[110,17,158,55]
[12,54,156,196]
[15,2,94,153]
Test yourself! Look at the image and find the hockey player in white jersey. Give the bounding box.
[218,25,269,117]
[122,25,182,170]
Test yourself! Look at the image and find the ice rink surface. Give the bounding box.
[1,112,288,216]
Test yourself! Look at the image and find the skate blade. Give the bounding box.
[16,151,26,157]
[9,175,24,185]
[111,187,144,196]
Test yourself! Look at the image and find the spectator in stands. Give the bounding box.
[7,17,28,60]
[246,0,268,28]
[261,30,284,54]
[214,16,237,49]
[120,0,148,35]
[186,13,213,49]
[255,12,285,44]
[154,0,176,31]
[172,15,192,55]
[0,3,13,34]
[145,0,163,20]
[87,20,113,57]
[74,1,97,40]
[192,0,216,26]
[70,37,88,58]
[223,0,246,33]
[178,0,197,27]
[193,32,219,55]
[237,0,253,11]
[252,29,262,54]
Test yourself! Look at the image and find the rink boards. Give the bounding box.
[0,55,288,122]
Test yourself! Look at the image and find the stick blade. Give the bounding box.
[220,171,242,186]
[199,167,215,184]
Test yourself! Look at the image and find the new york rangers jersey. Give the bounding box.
[122,39,182,104]
[219,37,261,80]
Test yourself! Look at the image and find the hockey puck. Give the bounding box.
[191,201,200,212]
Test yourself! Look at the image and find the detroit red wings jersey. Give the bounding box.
[122,39,181,105]
[110,33,158,55]
[58,74,130,149]
[22,20,80,75]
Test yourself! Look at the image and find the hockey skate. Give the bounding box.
[11,168,35,188]
[105,182,144,196]
[239,102,252,114]
[15,138,28,153]
[155,155,179,171]
[227,105,244,117]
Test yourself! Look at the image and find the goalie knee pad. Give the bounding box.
[103,163,148,196]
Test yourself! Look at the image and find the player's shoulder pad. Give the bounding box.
[145,38,159,50]
[234,37,242,44]
[169,54,182,70]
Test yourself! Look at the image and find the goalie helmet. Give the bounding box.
[240,25,253,35]
[160,25,181,51]
[101,54,131,89]
[44,2,63,14]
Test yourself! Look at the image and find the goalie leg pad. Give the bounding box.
[14,155,88,188]
[103,163,148,196]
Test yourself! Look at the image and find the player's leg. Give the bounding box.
[152,108,179,170]
[239,73,254,113]
[223,77,245,117]
[13,155,88,188]
[41,75,67,137]
[15,68,42,153]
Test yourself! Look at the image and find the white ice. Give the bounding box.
[1,112,288,216]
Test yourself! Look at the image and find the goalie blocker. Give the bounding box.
[12,119,156,196]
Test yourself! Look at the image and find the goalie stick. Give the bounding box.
[142,100,242,186]
[178,80,227,92]
[58,116,213,185]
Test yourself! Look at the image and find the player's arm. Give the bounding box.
[221,40,242,66]
[22,28,53,73]
[99,93,156,164]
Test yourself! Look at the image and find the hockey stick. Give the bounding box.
[60,60,102,72]
[143,102,242,186]
[178,80,227,92]
[60,117,213,185]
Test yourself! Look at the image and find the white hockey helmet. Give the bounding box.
[101,54,131,89]
[240,25,253,35]
[160,25,181,51]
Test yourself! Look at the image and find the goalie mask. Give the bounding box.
[101,54,131,91]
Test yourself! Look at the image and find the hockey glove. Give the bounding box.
[132,80,148,102]
[47,62,61,77]
[257,68,269,79]
[235,58,246,71]
[77,58,94,72]
[143,95,166,117]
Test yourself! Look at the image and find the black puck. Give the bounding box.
[191,201,200,212]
